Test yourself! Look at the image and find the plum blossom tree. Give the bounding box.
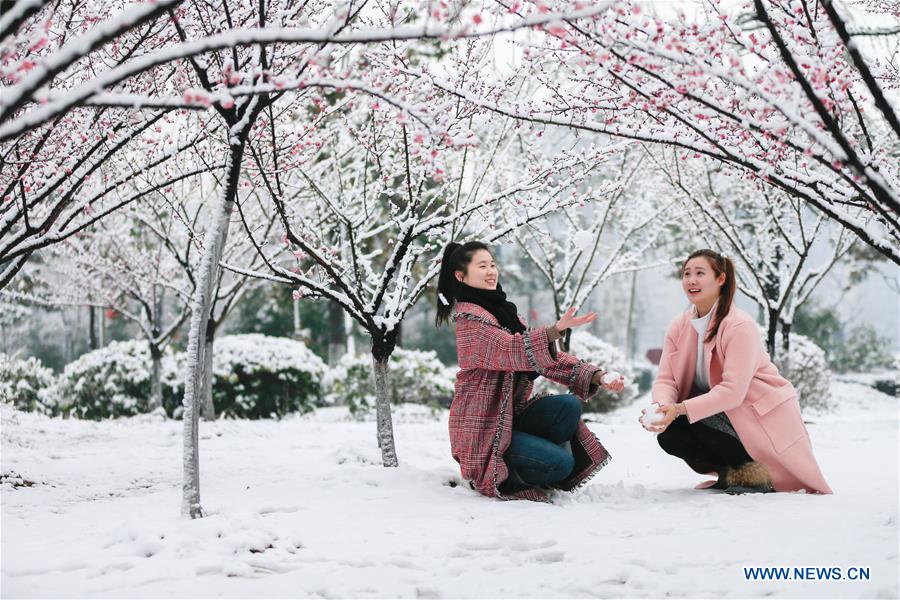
[421,0,899,264]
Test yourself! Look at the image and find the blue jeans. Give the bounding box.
[504,394,582,486]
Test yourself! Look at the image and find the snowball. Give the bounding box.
[601,371,622,385]
[640,405,666,428]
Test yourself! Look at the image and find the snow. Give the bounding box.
[601,370,622,385]
[2,381,897,598]
[640,404,666,428]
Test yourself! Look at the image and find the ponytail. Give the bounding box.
[435,240,490,326]
[683,249,736,342]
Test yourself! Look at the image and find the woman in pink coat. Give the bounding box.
[643,249,832,495]
[436,241,624,501]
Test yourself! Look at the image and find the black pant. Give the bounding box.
[657,415,753,474]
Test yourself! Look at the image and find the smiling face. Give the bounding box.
[682,256,725,313]
[455,249,498,290]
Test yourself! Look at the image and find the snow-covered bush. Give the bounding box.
[769,329,832,412]
[532,332,637,413]
[164,334,325,419]
[0,353,56,414]
[52,341,155,419]
[323,348,455,415]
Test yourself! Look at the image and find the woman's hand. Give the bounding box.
[600,373,625,392]
[555,306,597,333]
[639,404,677,433]
[590,371,625,392]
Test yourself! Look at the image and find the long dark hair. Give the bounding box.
[435,241,491,326]
[683,249,736,342]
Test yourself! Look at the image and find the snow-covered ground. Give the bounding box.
[2,381,897,598]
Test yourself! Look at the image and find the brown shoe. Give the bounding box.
[724,461,773,494]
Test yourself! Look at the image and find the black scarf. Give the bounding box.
[455,282,539,379]
[455,281,524,333]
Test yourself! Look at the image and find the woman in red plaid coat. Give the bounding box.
[436,241,624,501]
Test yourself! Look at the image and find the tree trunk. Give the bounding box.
[149,343,163,411]
[766,308,779,358]
[328,300,346,364]
[200,323,216,421]
[181,122,253,518]
[779,319,792,374]
[371,334,399,467]
[88,306,97,350]
[625,270,638,361]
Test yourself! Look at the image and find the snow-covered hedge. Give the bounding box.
[532,332,637,413]
[52,341,156,419]
[164,334,326,419]
[0,353,56,414]
[769,329,832,412]
[323,348,455,414]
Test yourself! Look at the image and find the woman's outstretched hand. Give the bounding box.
[555,306,597,332]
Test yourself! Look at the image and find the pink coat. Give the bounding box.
[652,305,832,494]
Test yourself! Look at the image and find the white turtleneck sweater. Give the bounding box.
[690,305,715,392]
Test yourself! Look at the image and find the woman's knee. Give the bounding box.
[657,428,674,452]
[657,423,687,455]
[549,449,575,481]
[506,434,575,484]
[555,394,582,423]
[533,447,575,483]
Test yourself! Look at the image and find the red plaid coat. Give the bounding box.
[448,302,612,501]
